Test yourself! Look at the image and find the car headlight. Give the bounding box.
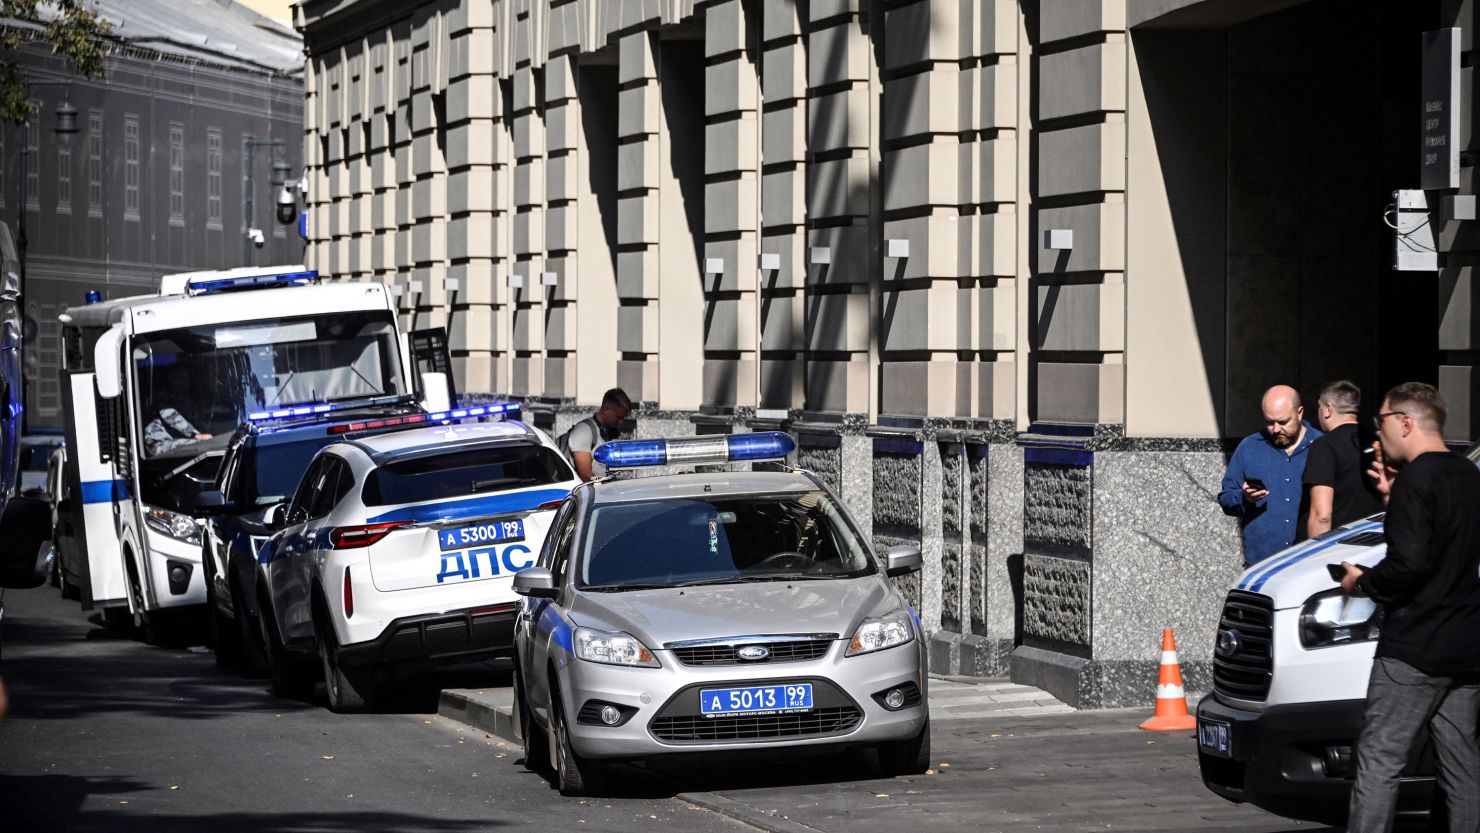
[573,627,660,668]
[847,609,915,656]
[1299,589,1382,649]
[144,505,202,546]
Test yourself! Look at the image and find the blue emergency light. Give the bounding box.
[594,431,796,469]
[186,270,319,295]
[424,402,520,422]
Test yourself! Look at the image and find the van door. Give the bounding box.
[408,327,457,409]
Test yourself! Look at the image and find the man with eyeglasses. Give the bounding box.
[1337,382,1480,833]
[1218,384,1323,565]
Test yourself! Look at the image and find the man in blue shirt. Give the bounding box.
[1218,385,1323,565]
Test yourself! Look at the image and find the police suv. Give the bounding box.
[512,432,930,796]
[197,398,432,674]
[1196,443,1480,825]
[254,409,578,711]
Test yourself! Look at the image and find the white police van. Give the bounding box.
[1195,444,1480,825]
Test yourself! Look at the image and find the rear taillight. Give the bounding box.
[328,414,430,434]
[537,499,565,511]
[343,566,354,619]
[329,521,410,549]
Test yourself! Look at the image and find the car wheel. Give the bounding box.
[551,683,606,797]
[126,559,163,646]
[513,663,549,773]
[258,591,315,701]
[233,579,267,677]
[317,615,374,713]
[204,552,239,668]
[876,717,931,777]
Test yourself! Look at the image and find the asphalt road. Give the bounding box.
[0,585,747,833]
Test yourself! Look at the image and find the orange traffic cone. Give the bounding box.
[1139,627,1197,731]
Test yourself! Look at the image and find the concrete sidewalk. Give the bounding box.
[438,679,1325,833]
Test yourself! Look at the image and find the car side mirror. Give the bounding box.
[262,502,287,531]
[883,544,922,577]
[195,490,233,516]
[512,566,557,598]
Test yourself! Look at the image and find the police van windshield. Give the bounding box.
[133,311,404,460]
[578,490,877,590]
[362,443,574,507]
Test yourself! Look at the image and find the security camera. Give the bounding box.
[275,186,297,225]
[247,227,266,248]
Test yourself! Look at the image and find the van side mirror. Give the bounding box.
[93,324,124,399]
[883,544,922,577]
[512,566,557,598]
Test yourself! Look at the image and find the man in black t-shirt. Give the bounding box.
[1338,383,1480,833]
[1304,380,1382,538]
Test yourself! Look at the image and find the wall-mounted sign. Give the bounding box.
[1421,28,1459,190]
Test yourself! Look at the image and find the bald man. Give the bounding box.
[1218,385,1324,565]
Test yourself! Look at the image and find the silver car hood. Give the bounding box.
[566,576,900,648]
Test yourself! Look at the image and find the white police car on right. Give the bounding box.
[1197,442,1480,826]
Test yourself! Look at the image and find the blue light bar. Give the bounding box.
[425,402,520,423]
[186,270,319,295]
[594,431,797,469]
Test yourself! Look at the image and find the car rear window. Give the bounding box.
[361,443,573,507]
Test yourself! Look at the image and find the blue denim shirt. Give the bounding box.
[1218,423,1323,566]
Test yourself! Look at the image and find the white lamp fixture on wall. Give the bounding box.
[886,239,909,259]
[408,280,425,295]
[704,257,725,276]
[444,277,461,293]
[809,247,831,265]
[1045,229,1074,250]
[758,253,781,271]
[541,271,558,286]
[508,273,525,289]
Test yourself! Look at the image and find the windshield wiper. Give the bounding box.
[581,582,671,592]
[158,449,225,485]
[471,477,523,493]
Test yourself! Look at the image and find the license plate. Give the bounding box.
[1198,718,1232,758]
[438,519,525,551]
[699,683,813,717]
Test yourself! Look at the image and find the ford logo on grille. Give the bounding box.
[736,645,770,662]
[1216,628,1241,658]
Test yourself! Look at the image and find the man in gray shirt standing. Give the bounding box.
[561,388,632,482]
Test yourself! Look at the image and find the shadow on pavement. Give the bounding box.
[0,773,500,833]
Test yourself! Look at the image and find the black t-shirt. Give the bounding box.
[1303,423,1382,528]
[1357,450,1480,676]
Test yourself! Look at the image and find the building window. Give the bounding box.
[206,128,222,230]
[56,145,71,215]
[26,103,40,213]
[87,111,102,218]
[123,114,139,222]
[35,302,62,418]
[169,123,184,226]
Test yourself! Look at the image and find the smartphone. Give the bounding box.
[1245,477,1267,491]
[1326,563,1346,582]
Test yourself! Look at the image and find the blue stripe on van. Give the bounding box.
[1242,520,1383,593]
[365,488,570,526]
[80,479,131,504]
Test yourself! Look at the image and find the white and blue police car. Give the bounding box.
[254,407,579,712]
[512,432,929,796]
[1197,442,1480,826]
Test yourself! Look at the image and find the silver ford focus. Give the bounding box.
[511,432,929,796]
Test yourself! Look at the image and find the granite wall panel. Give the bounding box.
[1023,462,1093,552]
[1023,552,1091,651]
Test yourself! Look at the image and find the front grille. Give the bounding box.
[1212,590,1274,701]
[650,706,862,742]
[670,638,833,667]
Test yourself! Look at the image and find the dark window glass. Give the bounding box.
[361,443,572,507]
[577,491,876,589]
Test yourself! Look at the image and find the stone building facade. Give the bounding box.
[295,0,1471,707]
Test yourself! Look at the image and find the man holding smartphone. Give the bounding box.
[1218,384,1323,566]
[1337,383,1480,833]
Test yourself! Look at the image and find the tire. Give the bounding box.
[258,592,315,701]
[125,556,163,646]
[58,564,81,601]
[204,553,240,668]
[551,683,606,797]
[232,580,268,677]
[513,663,549,773]
[317,613,374,713]
[876,718,931,777]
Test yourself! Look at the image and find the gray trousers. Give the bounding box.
[1348,657,1480,833]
